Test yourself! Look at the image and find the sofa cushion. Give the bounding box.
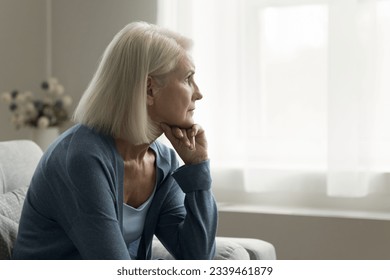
[214,239,250,260]
[218,237,277,260]
[0,214,18,260]
[0,140,42,194]
[0,187,28,223]
[151,236,250,260]
[0,187,27,260]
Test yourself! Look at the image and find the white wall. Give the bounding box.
[51,0,157,131]
[0,0,47,140]
[0,0,157,139]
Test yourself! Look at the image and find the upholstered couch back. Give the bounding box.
[0,140,43,259]
[0,140,42,194]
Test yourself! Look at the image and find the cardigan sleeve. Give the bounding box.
[154,160,218,259]
[61,152,131,259]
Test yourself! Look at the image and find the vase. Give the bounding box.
[31,127,60,151]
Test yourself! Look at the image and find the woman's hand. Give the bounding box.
[160,123,209,165]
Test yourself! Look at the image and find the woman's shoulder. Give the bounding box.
[61,124,112,147]
[46,124,118,165]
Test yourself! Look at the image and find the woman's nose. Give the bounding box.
[193,83,203,100]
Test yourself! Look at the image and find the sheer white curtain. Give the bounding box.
[158,0,390,198]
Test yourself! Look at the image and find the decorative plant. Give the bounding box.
[1,78,72,129]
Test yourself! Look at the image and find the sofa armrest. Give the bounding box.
[151,236,276,260]
[216,237,276,260]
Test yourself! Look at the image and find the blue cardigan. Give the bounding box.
[13,124,217,259]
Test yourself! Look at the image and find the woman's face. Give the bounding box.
[148,54,203,128]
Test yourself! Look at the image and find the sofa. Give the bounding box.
[0,139,276,260]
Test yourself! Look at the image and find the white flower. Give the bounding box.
[62,95,73,107]
[24,91,33,100]
[47,77,59,93]
[15,92,27,103]
[24,102,35,113]
[54,84,65,96]
[1,92,12,104]
[37,116,50,128]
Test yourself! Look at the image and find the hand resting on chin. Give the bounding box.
[160,122,209,166]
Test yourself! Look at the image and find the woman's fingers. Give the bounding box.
[179,128,191,148]
[161,123,191,148]
[173,127,184,139]
[160,123,208,165]
[187,124,200,150]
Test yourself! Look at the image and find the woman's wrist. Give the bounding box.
[184,155,209,165]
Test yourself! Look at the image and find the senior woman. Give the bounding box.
[12,22,217,260]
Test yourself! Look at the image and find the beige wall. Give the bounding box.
[51,0,157,131]
[0,0,47,140]
[0,0,157,140]
[217,211,390,259]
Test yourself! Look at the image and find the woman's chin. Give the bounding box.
[184,117,197,127]
[170,118,195,129]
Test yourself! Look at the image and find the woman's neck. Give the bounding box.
[115,138,151,163]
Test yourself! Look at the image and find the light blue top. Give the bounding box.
[123,186,156,258]
[123,188,156,245]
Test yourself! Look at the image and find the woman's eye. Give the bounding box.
[186,75,193,83]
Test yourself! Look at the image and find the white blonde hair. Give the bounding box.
[73,22,192,144]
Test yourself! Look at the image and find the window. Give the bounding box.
[252,4,328,168]
[158,0,390,199]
